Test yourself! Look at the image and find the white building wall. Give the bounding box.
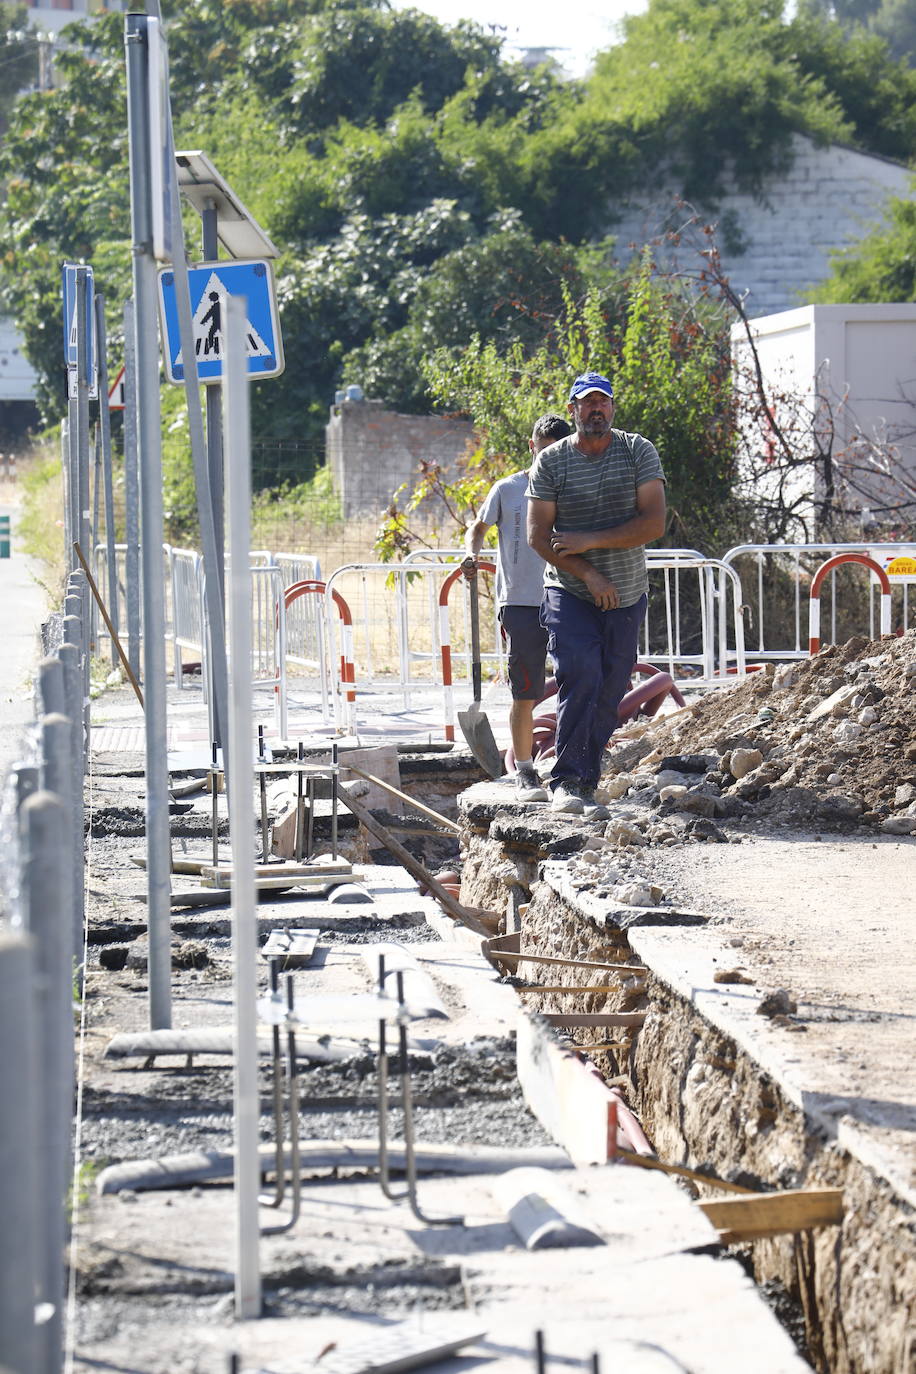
[732,303,916,520]
[612,135,913,319]
[0,320,38,403]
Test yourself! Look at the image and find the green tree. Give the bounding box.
[0,11,129,416]
[810,189,916,300]
[377,254,737,559]
[0,3,36,138]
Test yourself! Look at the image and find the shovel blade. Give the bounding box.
[457,700,504,779]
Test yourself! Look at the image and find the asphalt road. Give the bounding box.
[0,501,50,786]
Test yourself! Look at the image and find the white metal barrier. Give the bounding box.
[722,543,916,660]
[167,546,204,685]
[401,547,507,687]
[322,561,501,734]
[642,550,747,685]
[98,538,912,742]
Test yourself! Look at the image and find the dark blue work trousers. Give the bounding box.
[540,588,647,791]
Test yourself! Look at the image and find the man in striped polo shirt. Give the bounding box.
[527,372,666,817]
[464,412,572,800]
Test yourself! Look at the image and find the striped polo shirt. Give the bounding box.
[527,430,665,607]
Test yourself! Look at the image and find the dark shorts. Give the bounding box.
[499,604,548,700]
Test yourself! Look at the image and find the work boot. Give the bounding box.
[550,782,585,815]
[578,786,610,821]
[514,765,548,801]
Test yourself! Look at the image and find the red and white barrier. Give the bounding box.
[437,561,496,742]
[808,553,892,655]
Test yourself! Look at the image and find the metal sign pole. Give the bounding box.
[122,298,142,682]
[165,139,231,774]
[125,12,172,1030]
[75,268,92,621]
[202,199,225,613]
[95,294,121,668]
[223,295,261,1319]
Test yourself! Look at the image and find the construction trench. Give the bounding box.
[73,635,916,1374]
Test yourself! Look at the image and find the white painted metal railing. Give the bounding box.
[722,543,916,661]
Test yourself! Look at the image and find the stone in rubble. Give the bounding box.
[729,747,763,779]
[816,793,864,822]
[603,773,633,799]
[673,788,726,818]
[807,682,858,721]
[894,783,916,807]
[658,753,718,773]
[604,819,649,847]
[654,768,694,788]
[756,988,797,1018]
[603,737,654,773]
[613,880,664,907]
[880,815,916,835]
[772,663,797,691]
[685,818,729,843]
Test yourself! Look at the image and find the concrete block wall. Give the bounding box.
[610,135,913,319]
[326,397,475,520]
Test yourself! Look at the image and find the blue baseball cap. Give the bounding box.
[569,371,614,402]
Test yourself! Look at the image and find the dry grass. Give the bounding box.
[13,445,68,607]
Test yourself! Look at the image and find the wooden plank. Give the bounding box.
[616,1148,760,1195]
[516,1013,620,1165]
[542,1012,648,1028]
[699,1188,844,1242]
[200,862,360,891]
[339,787,496,938]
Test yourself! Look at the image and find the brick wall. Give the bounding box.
[326,397,475,519]
[610,135,913,319]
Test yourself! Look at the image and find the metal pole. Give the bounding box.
[166,117,229,763]
[14,764,39,812]
[22,789,72,1373]
[125,12,172,1029]
[123,298,142,681]
[96,293,121,668]
[59,632,85,970]
[66,400,79,577]
[91,423,102,649]
[38,655,65,717]
[40,711,80,968]
[224,293,261,1317]
[202,199,225,600]
[60,420,72,562]
[75,267,92,651]
[0,930,39,1374]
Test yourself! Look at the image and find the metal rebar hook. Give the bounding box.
[259,973,302,1235]
[377,952,407,1202]
[395,969,462,1228]
[258,957,285,1210]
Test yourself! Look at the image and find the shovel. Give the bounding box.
[457,566,504,779]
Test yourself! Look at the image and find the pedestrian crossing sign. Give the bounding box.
[157,258,284,384]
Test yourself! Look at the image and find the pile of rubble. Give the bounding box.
[594,629,916,844]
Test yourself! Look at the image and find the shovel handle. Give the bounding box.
[466,567,483,703]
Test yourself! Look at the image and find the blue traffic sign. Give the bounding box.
[157,259,284,384]
[62,261,95,370]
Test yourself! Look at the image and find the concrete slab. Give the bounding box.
[73,1166,808,1374]
[623,835,916,1210]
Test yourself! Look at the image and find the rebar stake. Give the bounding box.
[258,957,285,1210]
[258,725,269,864]
[260,974,302,1235]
